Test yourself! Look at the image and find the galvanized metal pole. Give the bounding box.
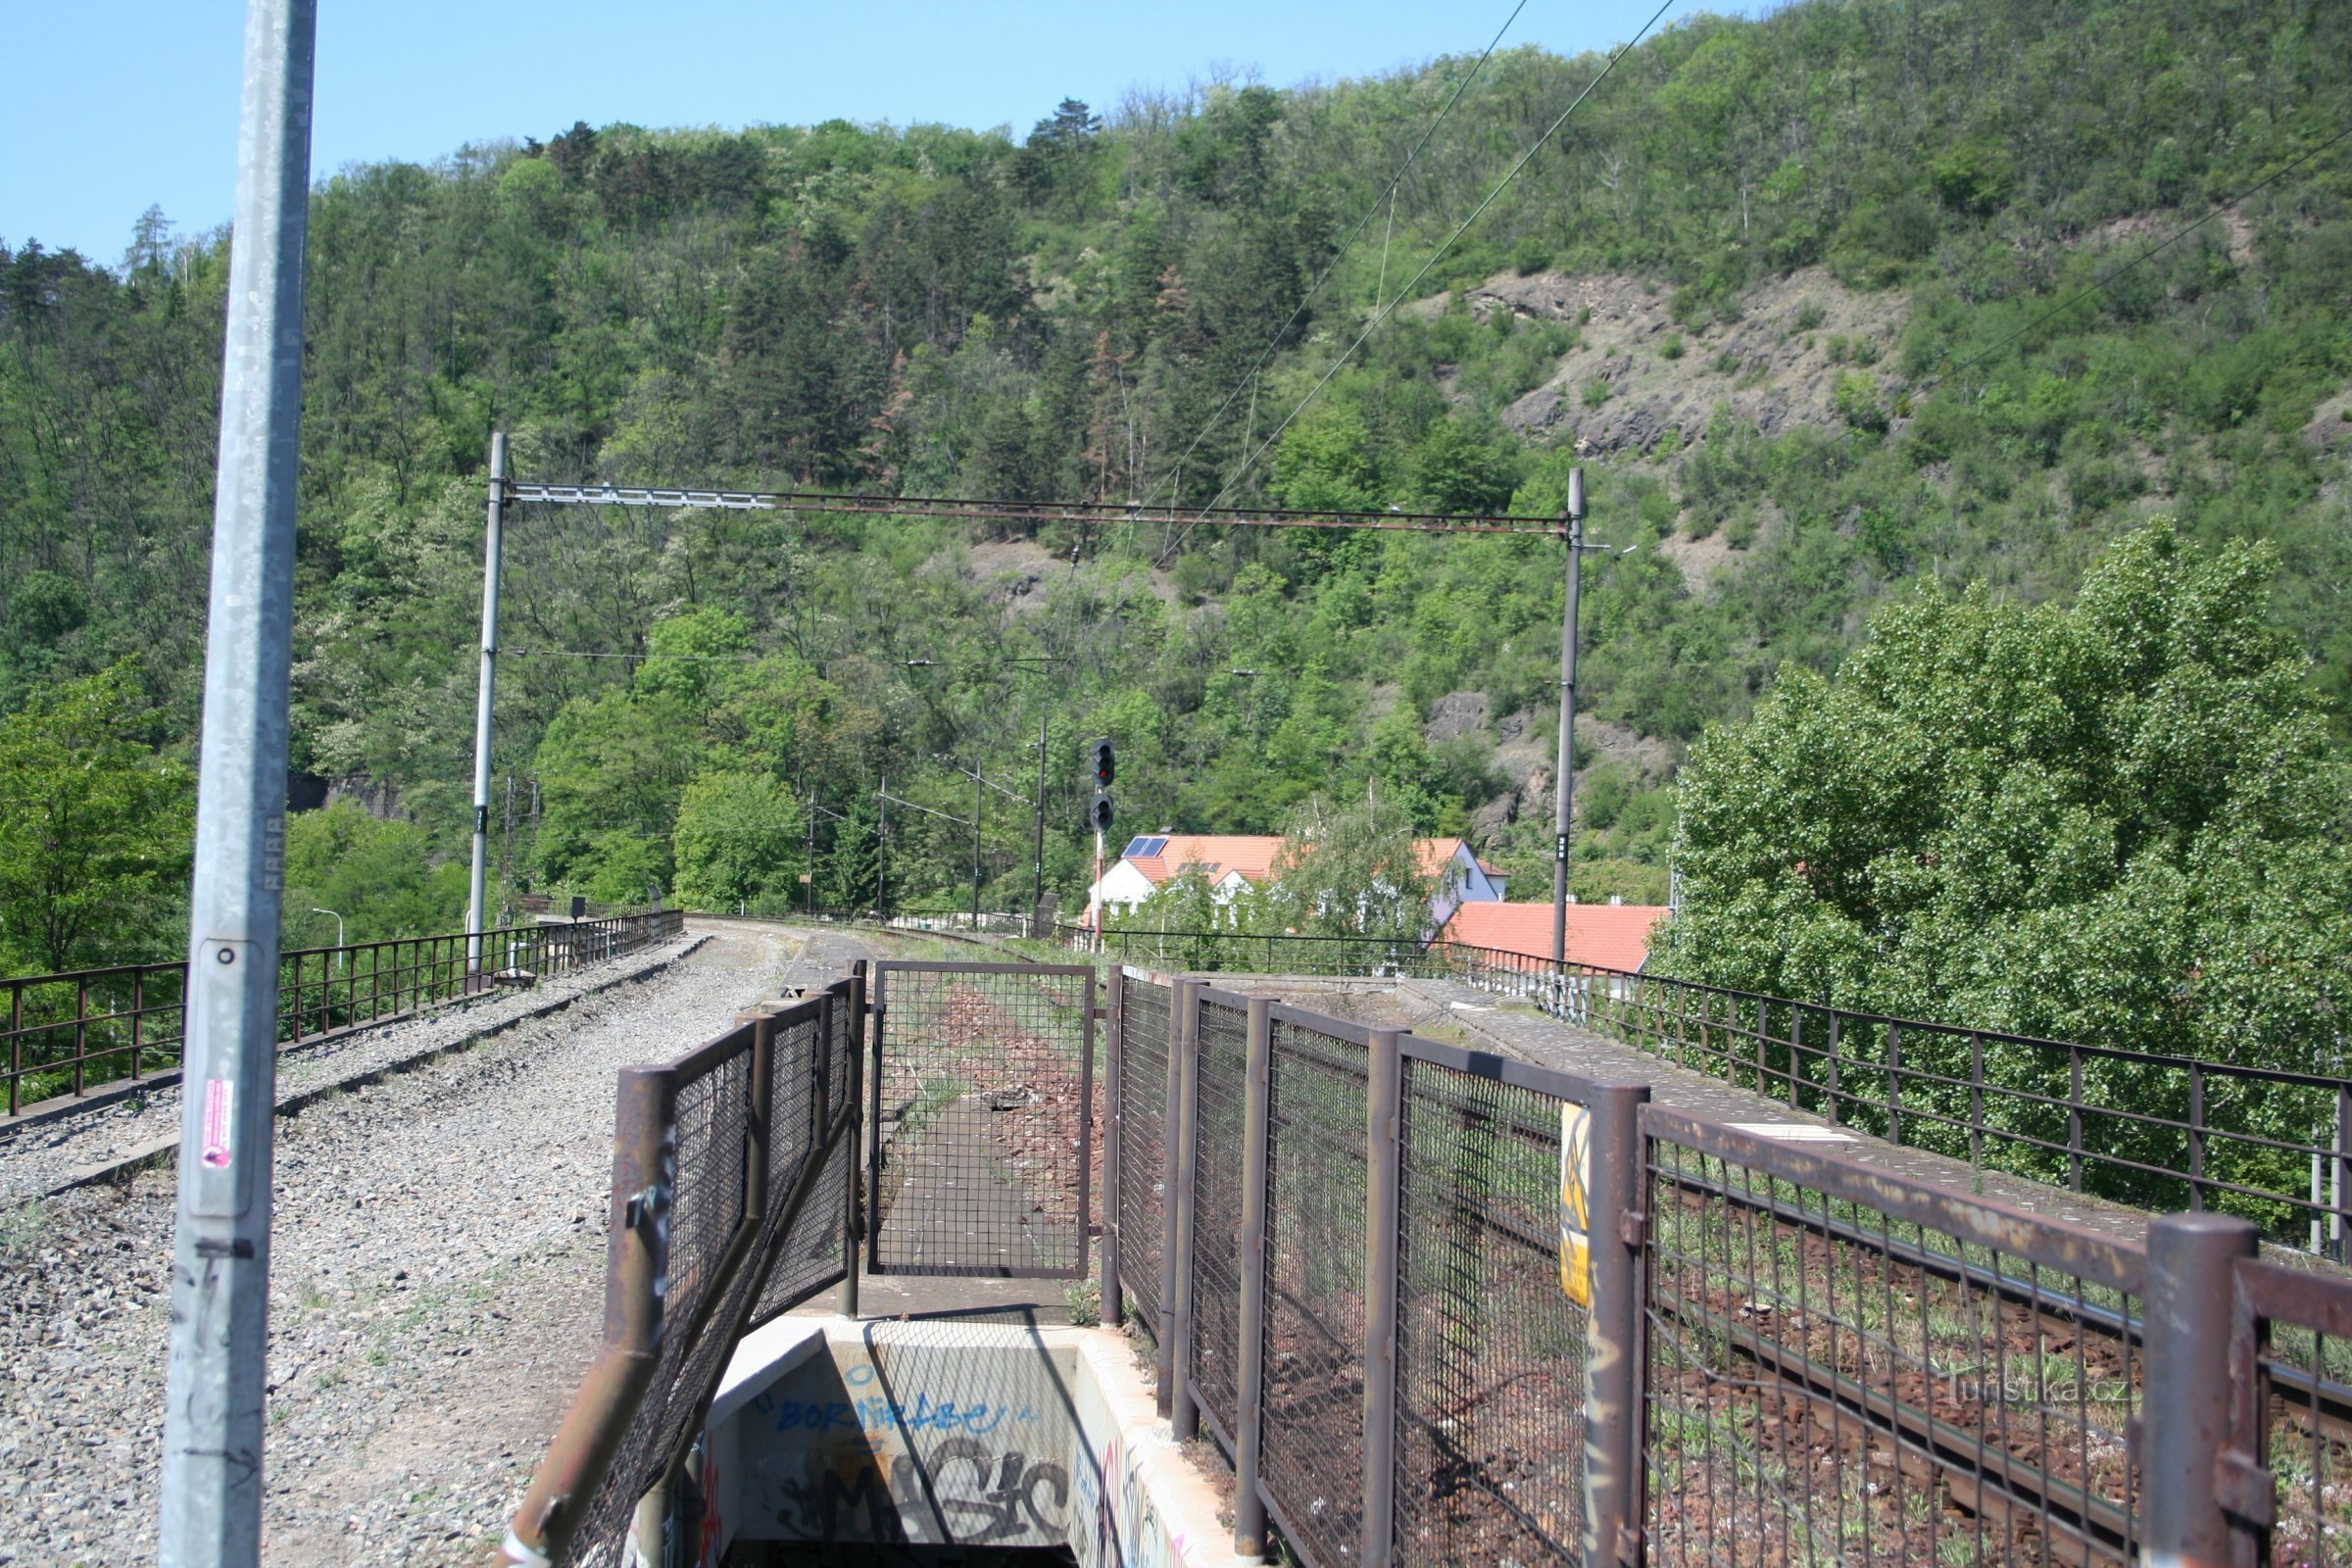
[2140,1211,2256,1568]
[1232,995,1273,1560]
[1549,469,1586,975]
[159,1,315,1561]
[466,432,508,978]
[972,766,983,928]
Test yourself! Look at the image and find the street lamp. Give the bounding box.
[311,908,345,974]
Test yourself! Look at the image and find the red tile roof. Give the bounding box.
[1440,901,1669,972]
[1126,835,1490,888]
[1125,835,1287,886]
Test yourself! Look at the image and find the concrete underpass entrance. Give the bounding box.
[866,962,1099,1279]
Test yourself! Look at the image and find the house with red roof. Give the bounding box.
[1088,833,1506,926]
[1439,900,1669,973]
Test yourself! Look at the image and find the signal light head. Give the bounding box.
[1091,738,1116,787]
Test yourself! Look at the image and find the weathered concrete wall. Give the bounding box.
[704,1316,1244,1568]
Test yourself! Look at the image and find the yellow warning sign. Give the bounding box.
[1560,1102,1592,1306]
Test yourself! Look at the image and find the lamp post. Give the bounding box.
[311,907,344,970]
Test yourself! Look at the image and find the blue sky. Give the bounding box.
[2,0,1708,265]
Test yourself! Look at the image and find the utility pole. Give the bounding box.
[876,774,888,923]
[1550,468,1587,970]
[972,765,984,928]
[466,430,509,978]
[160,2,315,1564]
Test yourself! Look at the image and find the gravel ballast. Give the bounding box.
[0,922,872,1567]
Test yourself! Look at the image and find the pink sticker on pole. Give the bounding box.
[201,1080,234,1170]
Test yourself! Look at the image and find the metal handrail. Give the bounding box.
[1,909,685,1116]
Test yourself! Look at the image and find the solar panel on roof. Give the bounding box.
[1123,836,1168,858]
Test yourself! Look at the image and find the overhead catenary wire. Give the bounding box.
[502,647,770,662]
[497,115,2351,561]
[504,482,1564,534]
[1157,0,1682,565]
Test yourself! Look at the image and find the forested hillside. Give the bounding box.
[2,0,2349,956]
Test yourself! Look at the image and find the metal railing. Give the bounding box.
[0,910,686,1117]
[502,965,865,1567]
[1080,924,2352,1250]
[1113,967,1641,1566]
[1103,964,2352,1568]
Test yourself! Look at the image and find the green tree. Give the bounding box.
[532,686,700,892]
[281,800,467,948]
[1665,522,2352,1070]
[1261,791,1439,943]
[671,769,807,908]
[0,662,192,971]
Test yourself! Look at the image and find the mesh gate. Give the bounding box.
[1395,1054,1586,1567]
[868,961,1098,1277]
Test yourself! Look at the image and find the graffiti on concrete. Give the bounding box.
[759,1390,1039,1439]
[1072,1430,1196,1568]
[760,1437,1069,1545]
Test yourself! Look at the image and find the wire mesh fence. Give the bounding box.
[867,961,1097,1277]
[1189,991,1253,1449]
[1118,969,1174,1337]
[1394,1047,1588,1568]
[509,972,865,1568]
[570,1029,757,1560]
[2234,1257,2352,1566]
[0,909,684,1115]
[1261,1010,1374,1567]
[1082,925,2352,1253]
[1640,1108,2149,1568]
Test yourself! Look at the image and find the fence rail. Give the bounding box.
[503,964,865,1567]
[1102,961,2352,1568]
[1080,923,2352,1251]
[1,910,686,1117]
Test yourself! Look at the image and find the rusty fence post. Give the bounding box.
[2141,1211,2256,1568]
[2070,1043,2085,1193]
[2189,1062,2208,1211]
[1165,978,1201,1431]
[500,1064,678,1565]
[1360,1028,1404,1568]
[865,963,887,1271]
[1103,966,1125,1329]
[841,960,866,1317]
[740,1005,777,1227]
[1887,1022,1903,1146]
[1585,1082,1651,1568]
[1232,994,1273,1561]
